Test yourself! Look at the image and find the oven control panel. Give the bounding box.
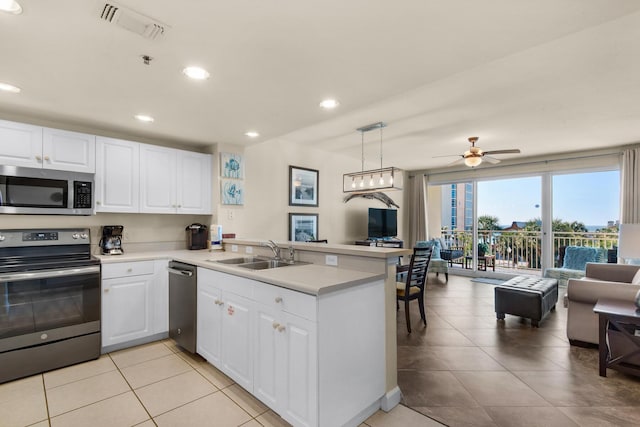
[23,232,59,241]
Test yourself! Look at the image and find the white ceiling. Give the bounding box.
[1,0,640,171]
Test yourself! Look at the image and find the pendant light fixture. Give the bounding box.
[343,122,403,193]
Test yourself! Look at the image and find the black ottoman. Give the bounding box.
[494,276,558,327]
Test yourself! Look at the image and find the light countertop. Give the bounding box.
[96,248,389,296]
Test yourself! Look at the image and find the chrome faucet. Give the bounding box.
[263,240,281,260]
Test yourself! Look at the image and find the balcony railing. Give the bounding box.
[441,229,618,273]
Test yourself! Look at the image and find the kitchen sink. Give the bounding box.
[213,256,267,264]
[238,260,295,270]
[211,257,309,270]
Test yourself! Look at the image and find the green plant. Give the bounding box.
[478,242,490,255]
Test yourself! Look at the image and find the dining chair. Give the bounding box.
[396,247,432,333]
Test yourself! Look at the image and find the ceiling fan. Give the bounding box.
[437,137,521,167]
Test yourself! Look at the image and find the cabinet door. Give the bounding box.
[0,119,42,168]
[177,150,212,214]
[221,292,254,391]
[95,137,140,212]
[102,274,153,348]
[254,305,280,408]
[140,144,177,213]
[42,127,96,173]
[280,313,318,427]
[197,283,223,365]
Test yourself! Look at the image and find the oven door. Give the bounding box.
[0,265,100,353]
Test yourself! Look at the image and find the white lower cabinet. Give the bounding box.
[102,267,153,348]
[197,267,384,427]
[197,269,254,390]
[101,260,168,351]
[255,305,317,427]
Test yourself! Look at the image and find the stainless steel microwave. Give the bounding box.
[0,166,94,215]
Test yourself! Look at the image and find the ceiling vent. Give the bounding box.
[99,2,169,41]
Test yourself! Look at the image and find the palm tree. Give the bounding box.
[478,215,500,231]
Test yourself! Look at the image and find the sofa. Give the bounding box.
[544,245,608,287]
[565,262,640,345]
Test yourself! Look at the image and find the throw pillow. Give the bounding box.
[562,246,598,270]
[632,269,640,285]
[416,239,441,259]
[429,239,442,259]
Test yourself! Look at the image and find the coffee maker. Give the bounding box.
[100,225,124,255]
[186,223,209,250]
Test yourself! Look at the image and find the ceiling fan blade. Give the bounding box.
[432,154,463,158]
[446,158,465,166]
[483,149,521,155]
[483,156,501,164]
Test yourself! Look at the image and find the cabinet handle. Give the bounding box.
[127,268,132,273]
[35,155,42,162]
[275,297,283,303]
[277,325,286,332]
[44,155,50,161]
[272,322,280,329]
[96,201,101,205]
[104,288,109,293]
[178,205,182,208]
[214,299,224,305]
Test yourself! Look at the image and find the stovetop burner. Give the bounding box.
[0,228,98,275]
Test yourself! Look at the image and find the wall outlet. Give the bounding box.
[227,210,234,220]
[325,255,338,266]
[231,245,238,252]
[246,246,253,254]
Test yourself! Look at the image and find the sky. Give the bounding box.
[476,170,619,227]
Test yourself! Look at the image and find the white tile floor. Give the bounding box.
[0,339,443,426]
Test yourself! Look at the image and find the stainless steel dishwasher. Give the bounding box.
[168,261,197,353]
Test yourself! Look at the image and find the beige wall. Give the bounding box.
[226,138,405,244]
[0,213,211,254]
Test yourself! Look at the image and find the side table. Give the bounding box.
[593,299,640,378]
[464,255,496,271]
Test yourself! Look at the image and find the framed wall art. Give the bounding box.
[289,166,318,207]
[221,179,244,205]
[221,152,244,179]
[289,213,318,242]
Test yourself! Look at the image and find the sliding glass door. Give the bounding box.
[433,168,620,277]
[477,176,542,274]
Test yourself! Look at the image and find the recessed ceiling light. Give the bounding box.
[183,66,210,80]
[135,114,154,123]
[0,82,20,93]
[0,0,22,14]
[319,99,339,109]
[245,131,259,138]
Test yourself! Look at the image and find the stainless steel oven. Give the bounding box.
[0,229,101,383]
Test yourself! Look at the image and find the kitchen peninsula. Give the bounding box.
[97,239,410,427]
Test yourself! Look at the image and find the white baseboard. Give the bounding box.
[380,386,402,412]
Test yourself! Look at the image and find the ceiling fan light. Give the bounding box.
[464,156,482,167]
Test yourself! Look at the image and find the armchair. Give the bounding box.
[565,262,640,345]
[544,245,608,287]
[415,239,449,282]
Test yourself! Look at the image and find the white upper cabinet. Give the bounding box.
[140,144,178,214]
[42,127,96,173]
[0,120,95,172]
[177,149,212,214]
[95,137,140,213]
[0,120,43,168]
[140,144,212,214]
